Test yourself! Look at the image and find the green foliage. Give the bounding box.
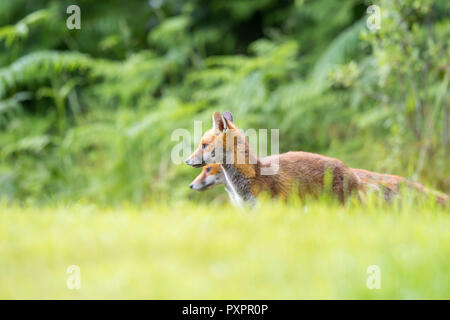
[333,0,450,185]
[0,0,448,204]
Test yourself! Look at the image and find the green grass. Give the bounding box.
[0,199,449,299]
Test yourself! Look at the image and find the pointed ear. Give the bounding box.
[212,112,226,132]
[223,111,236,129]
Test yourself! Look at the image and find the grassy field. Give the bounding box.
[0,199,449,299]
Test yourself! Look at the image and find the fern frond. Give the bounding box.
[0,7,58,46]
[311,19,364,90]
[0,51,111,100]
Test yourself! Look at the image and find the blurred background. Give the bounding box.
[0,0,448,205]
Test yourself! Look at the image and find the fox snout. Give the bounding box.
[189,182,202,190]
[189,181,211,191]
[185,155,204,168]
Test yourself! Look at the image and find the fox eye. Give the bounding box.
[202,143,208,150]
[206,167,211,173]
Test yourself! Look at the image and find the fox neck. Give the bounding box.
[218,132,260,205]
[221,163,257,205]
[224,184,242,207]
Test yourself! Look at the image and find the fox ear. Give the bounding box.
[223,111,236,129]
[212,112,226,132]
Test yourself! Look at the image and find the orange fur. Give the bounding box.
[352,168,449,205]
[191,164,221,185]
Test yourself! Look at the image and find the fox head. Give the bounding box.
[185,111,251,167]
[189,163,224,191]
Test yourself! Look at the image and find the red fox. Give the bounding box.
[185,111,361,205]
[189,163,240,206]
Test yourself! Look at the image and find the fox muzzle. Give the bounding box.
[185,156,205,168]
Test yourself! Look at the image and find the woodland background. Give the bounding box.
[0,0,448,205]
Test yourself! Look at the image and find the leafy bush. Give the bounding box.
[0,0,448,204]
